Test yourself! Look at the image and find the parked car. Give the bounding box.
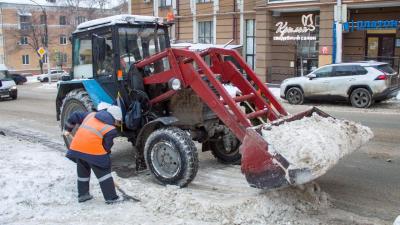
[0,64,17,100]
[280,61,400,108]
[37,69,68,82]
[10,73,27,85]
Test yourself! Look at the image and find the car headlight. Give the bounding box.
[10,86,17,90]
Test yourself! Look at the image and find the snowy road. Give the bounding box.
[0,82,399,224]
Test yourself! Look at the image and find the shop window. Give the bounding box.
[245,19,255,70]
[22,55,29,65]
[159,0,172,7]
[198,21,213,44]
[197,0,212,3]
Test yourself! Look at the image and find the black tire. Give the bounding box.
[210,136,241,165]
[60,89,94,132]
[42,77,49,82]
[11,94,17,100]
[350,88,372,108]
[285,87,304,105]
[144,127,198,187]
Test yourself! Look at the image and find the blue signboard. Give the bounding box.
[343,20,399,32]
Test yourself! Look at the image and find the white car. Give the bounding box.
[0,65,17,100]
[280,61,400,108]
[37,69,68,82]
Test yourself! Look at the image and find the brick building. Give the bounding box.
[0,0,116,74]
[130,0,400,83]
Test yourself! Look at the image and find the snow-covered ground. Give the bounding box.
[26,76,40,84]
[0,130,384,225]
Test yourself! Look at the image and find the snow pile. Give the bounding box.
[0,134,333,225]
[37,82,58,90]
[261,113,373,180]
[26,76,40,84]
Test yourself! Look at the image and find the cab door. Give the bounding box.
[92,28,117,99]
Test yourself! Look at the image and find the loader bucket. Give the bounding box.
[240,107,332,189]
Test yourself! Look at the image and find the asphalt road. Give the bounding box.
[0,82,399,223]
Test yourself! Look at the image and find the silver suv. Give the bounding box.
[280,61,399,108]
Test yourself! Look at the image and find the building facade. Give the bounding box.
[130,0,400,83]
[0,1,115,74]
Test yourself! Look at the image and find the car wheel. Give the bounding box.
[11,93,17,100]
[285,87,304,105]
[350,88,372,108]
[42,77,49,82]
[144,127,198,187]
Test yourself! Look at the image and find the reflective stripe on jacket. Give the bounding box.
[70,112,115,155]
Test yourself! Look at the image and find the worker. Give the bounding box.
[63,103,124,204]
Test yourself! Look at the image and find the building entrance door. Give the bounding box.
[366,34,395,59]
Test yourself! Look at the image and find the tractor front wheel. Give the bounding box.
[60,89,94,140]
[144,127,198,187]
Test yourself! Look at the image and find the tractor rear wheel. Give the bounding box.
[210,135,241,165]
[144,127,198,187]
[60,89,93,135]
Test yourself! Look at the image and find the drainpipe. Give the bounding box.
[238,0,244,46]
[213,0,218,44]
[153,0,159,17]
[191,0,197,43]
[335,0,342,63]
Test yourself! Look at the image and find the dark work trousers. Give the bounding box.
[76,159,118,201]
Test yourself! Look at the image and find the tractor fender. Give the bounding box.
[135,116,179,151]
[56,79,113,120]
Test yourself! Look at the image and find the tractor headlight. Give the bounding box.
[169,78,181,91]
[10,86,17,90]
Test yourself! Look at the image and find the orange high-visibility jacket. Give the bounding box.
[70,112,115,155]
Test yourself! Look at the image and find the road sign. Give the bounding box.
[37,47,46,58]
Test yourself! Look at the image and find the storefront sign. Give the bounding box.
[273,14,317,41]
[343,20,399,32]
[320,46,330,55]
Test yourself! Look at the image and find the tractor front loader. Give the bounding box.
[57,15,332,189]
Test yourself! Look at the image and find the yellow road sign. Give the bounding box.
[37,47,46,58]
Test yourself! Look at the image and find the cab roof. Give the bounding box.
[75,14,164,33]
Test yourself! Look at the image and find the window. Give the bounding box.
[20,36,28,45]
[59,16,67,25]
[245,19,255,69]
[41,36,48,46]
[372,64,395,74]
[40,14,46,24]
[197,0,212,3]
[75,16,87,25]
[159,0,172,7]
[314,66,332,78]
[333,66,354,77]
[19,15,31,30]
[60,35,67,45]
[73,35,93,78]
[198,21,213,44]
[353,65,368,75]
[55,52,67,65]
[22,55,29,65]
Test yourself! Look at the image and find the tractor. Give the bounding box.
[56,15,329,189]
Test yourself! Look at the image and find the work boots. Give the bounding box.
[78,193,93,203]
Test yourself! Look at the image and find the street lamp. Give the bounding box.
[29,0,51,83]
